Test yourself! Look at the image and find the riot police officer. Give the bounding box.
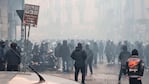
[126,49,144,84]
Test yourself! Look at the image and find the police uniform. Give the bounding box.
[126,49,144,84]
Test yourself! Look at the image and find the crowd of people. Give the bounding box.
[0,39,149,70]
[0,40,21,71]
[0,39,148,84]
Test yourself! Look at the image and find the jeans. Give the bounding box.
[62,58,69,72]
[85,61,93,75]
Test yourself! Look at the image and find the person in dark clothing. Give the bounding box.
[5,42,21,71]
[0,41,6,71]
[105,41,113,64]
[71,43,87,84]
[32,44,40,62]
[60,40,70,72]
[68,40,75,72]
[98,41,104,63]
[85,44,93,75]
[144,44,149,67]
[126,49,144,84]
[54,42,61,69]
[92,42,98,66]
[118,45,131,84]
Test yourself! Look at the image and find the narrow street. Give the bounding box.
[44,64,149,84]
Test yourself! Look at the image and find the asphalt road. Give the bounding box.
[44,64,149,84]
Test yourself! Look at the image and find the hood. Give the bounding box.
[75,47,82,51]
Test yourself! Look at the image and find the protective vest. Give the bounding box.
[128,58,140,70]
[126,55,144,78]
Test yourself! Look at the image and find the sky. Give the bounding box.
[17,0,106,42]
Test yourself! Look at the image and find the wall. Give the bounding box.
[0,0,8,40]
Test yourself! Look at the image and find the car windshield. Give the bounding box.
[0,72,21,84]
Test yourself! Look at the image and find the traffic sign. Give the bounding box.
[16,10,24,22]
[23,4,40,27]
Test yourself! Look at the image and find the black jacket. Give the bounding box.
[55,45,61,57]
[119,51,131,65]
[0,47,5,63]
[71,47,87,67]
[60,45,70,59]
[5,48,21,65]
[85,48,93,63]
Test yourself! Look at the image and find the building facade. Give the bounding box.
[0,0,8,40]
[0,0,24,40]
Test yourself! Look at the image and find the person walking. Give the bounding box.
[60,40,70,72]
[118,45,131,84]
[54,42,61,69]
[92,42,98,66]
[85,44,93,75]
[71,43,87,84]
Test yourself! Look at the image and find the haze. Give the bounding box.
[16,0,149,42]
